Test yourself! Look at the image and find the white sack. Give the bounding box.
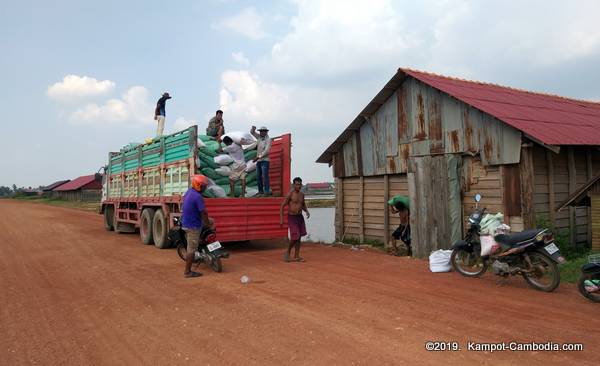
[245,160,257,172]
[215,166,232,176]
[197,138,206,148]
[214,154,234,166]
[223,131,255,145]
[429,249,453,273]
[245,187,259,197]
[480,235,501,256]
[207,185,226,198]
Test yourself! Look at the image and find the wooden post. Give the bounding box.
[546,150,555,225]
[587,149,593,246]
[336,177,344,241]
[520,145,536,229]
[384,174,390,246]
[568,147,577,247]
[359,176,365,242]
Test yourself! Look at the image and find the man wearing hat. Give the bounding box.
[154,92,171,136]
[250,125,272,196]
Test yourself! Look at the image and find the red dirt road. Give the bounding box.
[1,200,598,365]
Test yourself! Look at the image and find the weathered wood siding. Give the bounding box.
[462,157,505,229]
[532,145,600,247]
[593,194,600,252]
[335,174,409,243]
[334,78,522,178]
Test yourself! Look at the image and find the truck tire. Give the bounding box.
[103,205,115,231]
[152,209,169,249]
[140,208,155,245]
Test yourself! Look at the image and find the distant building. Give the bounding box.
[53,174,103,201]
[302,182,335,197]
[42,180,70,196]
[21,188,41,197]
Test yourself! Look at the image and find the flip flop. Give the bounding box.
[283,253,291,262]
[294,257,306,262]
[184,271,203,278]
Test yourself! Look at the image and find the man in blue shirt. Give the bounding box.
[154,92,171,136]
[182,174,213,278]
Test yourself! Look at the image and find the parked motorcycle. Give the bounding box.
[169,217,229,273]
[577,254,600,302]
[451,194,565,292]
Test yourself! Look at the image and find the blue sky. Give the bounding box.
[2,0,600,187]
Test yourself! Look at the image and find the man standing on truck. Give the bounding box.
[280,177,310,262]
[182,174,213,278]
[154,92,171,136]
[206,110,225,143]
[222,136,246,198]
[388,195,411,256]
[250,126,272,196]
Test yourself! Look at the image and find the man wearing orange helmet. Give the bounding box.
[181,175,213,278]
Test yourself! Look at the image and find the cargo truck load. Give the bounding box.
[100,126,291,248]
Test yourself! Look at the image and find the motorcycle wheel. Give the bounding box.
[522,252,560,292]
[451,248,487,277]
[208,254,223,273]
[176,242,187,262]
[577,273,600,303]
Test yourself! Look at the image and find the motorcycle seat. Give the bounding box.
[582,263,600,274]
[494,229,543,247]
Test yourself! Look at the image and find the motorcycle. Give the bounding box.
[577,254,600,302]
[168,217,229,273]
[451,194,565,292]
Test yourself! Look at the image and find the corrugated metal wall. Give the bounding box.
[334,78,522,178]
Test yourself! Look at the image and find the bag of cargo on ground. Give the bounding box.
[215,166,231,176]
[223,131,255,145]
[429,250,452,272]
[214,154,234,166]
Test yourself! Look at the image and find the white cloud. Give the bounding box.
[47,75,115,101]
[172,117,199,133]
[232,51,250,67]
[214,7,266,40]
[70,86,153,125]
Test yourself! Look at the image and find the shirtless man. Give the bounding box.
[280,177,310,262]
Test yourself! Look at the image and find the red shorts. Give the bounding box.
[288,214,307,240]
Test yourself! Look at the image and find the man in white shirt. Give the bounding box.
[250,126,272,196]
[222,136,247,198]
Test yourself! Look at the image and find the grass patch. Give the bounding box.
[341,236,385,248]
[10,197,100,212]
[560,254,590,284]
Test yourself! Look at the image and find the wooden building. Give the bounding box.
[558,173,600,252]
[317,68,600,257]
[53,174,103,202]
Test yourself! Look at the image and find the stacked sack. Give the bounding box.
[197,132,260,198]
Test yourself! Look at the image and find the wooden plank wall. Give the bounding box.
[462,157,504,226]
[532,145,600,248]
[335,174,409,243]
[593,194,600,252]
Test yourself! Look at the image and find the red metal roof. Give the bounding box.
[402,68,600,146]
[43,180,70,191]
[54,174,100,191]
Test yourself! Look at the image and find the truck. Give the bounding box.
[100,126,291,248]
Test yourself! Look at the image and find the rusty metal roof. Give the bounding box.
[317,68,600,163]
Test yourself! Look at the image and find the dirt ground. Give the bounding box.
[1,200,598,366]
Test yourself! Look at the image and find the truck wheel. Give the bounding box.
[103,205,115,231]
[140,208,155,245]
[152,209,169,249]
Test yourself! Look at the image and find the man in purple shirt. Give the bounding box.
[182,175,213,278]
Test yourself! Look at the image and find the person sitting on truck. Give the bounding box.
[222,136,247,198]
[388,195,411,256]
[250,125,272,196]
[182,174,214,278]
[280,177,310,262]
[206,110,225,143]
[154,92,171,136]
